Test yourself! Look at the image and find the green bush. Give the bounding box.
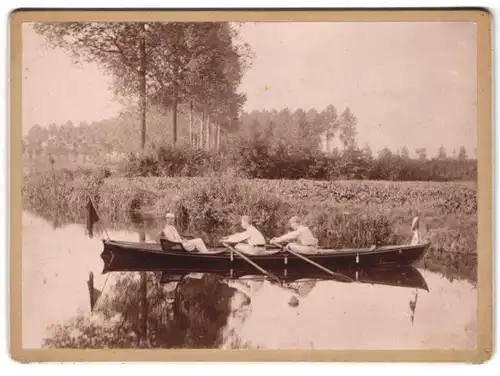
[118,146,225,178]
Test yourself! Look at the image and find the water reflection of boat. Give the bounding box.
[100,239,430,274]
[158,265,429,291]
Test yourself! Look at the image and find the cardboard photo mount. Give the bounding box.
[9,8,493,363]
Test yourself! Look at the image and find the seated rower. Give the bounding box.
[159,212,209,253]
[220,215,267,255]
[271,216,319,254]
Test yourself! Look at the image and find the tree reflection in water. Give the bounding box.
[43,272,251,349]
[171,273,251,348]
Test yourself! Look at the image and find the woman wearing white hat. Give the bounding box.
[160,212,209,253]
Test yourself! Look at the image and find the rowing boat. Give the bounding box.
[100,238,430,274]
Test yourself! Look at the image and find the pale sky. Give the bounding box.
[22,21,477,156]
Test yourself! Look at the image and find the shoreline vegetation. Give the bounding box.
[22,166,477,283]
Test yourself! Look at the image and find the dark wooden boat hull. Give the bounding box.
[158,264,429,291]
[100,239,430,274]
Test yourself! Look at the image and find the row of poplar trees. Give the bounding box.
[34,22,252,151]
[34,21,252,347]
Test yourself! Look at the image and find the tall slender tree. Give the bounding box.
[34,22,156,150]
[400,146,410,159]
[437,145,447,160]
[338,107,357,150]
[458,146,468,161]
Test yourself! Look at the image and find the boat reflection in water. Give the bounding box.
[158,264,428,309]
[159,266,429,348]
[155,265,429,348]
[83,263,429,349]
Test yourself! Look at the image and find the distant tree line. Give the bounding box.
[23,105,196,164]
[23,105,476,181]
[225,108,475,181]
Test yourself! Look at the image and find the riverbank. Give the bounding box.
[22,170,477,281]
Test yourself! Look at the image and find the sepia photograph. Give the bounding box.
[10,9,492,361]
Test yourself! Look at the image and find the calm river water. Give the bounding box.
[22,211,477,350]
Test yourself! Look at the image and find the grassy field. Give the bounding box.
[22,170,477,281]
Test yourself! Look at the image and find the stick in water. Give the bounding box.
[222,242,281,284]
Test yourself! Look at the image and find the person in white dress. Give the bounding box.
[220,215,267,255]
[271,216,319,254]
[160,212,209,253]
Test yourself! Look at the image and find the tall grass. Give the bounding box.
[22,167,111,224]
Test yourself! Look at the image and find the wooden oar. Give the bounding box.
[222,242,281,284]
[273,243,354,283]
